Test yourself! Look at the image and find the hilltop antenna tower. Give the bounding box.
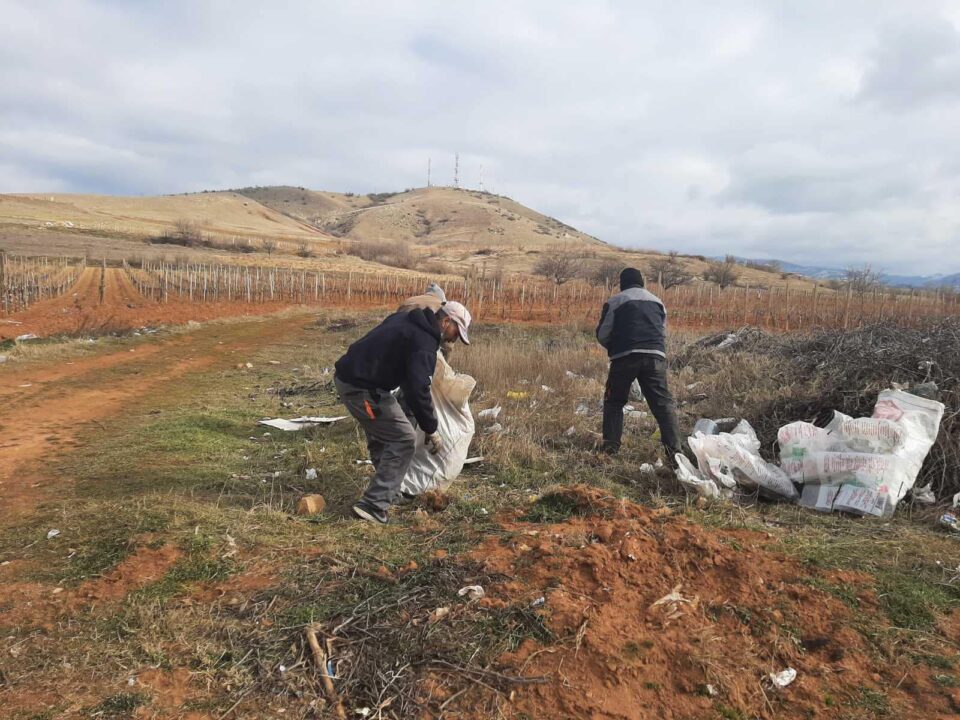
[427,157,432,187]
[479,164,484,192]
[453,152,460,188]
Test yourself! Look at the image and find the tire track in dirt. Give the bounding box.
[0,312,313,524]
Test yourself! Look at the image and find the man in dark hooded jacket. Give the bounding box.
[596,268,681,459]
[334,302,471,524]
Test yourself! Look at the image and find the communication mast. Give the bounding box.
[453,152,460,188]
[427,157,432,187]
[479,164,484,192]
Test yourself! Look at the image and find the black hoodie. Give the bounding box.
[334,309,441,434]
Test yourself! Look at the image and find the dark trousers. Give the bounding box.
[335,377,417,512]
[603,354,681,454]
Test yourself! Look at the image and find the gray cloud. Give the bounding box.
[1,0,959,274]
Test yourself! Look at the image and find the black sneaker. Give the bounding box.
[352,500,388,525]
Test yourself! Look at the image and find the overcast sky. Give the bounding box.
[3,1,960,275]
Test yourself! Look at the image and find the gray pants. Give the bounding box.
[335,377,417,512]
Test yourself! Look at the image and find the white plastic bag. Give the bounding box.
[779,389,944,517]
[401,353,477,495]
[687,420,798,500]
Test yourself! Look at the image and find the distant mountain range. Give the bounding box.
[726,257,960,289]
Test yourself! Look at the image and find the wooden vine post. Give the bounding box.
[99,258,106,305]
[0,250,7,315]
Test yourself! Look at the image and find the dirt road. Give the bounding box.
[0,311,313,523]
[0,267,304,341]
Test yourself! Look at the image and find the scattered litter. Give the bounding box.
[19,383,31,388]
[268,360,281,365]
[458,585,485,601]
[305,468,318,481]
[650,583,698,623]
[462,456,483,465]
[506,390,529,400]
[0,355,7,364]
[15,333,39,341]
[297,494,326,515]
[913,484,936,505]
[355,459,373,465]
[477,406,501,421]
[565,370,583,379]
[717,333,740,349]
[630,379,644,402]
[692,418,719,436]
[686,419,798,500]
[639,463,655,475]
[483,423,504,434]
[675,454,723,499]
[258,416,347,432]
[686,382,704,391]
[530,596,546,608]
[575,403,591,415]
[429,606,451,624]
[939,513,960,533]
[768,668,797,688]
[564,425,576,437]
[954,492,960,509]
[705,684,719,697]
[355,710,371,718]
[46,529,60,540]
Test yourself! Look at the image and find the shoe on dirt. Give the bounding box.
[352,501,388,525]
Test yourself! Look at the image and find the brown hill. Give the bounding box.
[0,186,819,290]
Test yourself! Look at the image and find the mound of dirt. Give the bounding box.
[456,486,959,719]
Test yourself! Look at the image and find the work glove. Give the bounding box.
[425,432,443,455]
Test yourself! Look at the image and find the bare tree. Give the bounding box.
[649,251,694,290]
[296,241,314,258]
[262,238,278,256]
[588,258,623,287]
[172,219,201,246]
[534,252,579,285]
[844,264,882,296]
[702,255,740,289]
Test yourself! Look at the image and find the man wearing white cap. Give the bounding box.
[334,301,472,524]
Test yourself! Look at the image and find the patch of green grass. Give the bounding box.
[519,492,590,523]
[716,705,747,720]
[913,653,954,670]
[131,533,236,603]
[933,674,960,687]
[804,577,862,608]
[876,572,959,631]
[847,686,891,717]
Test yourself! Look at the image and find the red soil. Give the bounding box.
[455,486,960,720]
[0,267,302,341]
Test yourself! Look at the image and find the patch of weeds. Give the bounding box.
[846,686,890,717]
[804,577,861,608]
[876,572,958,631]
[520,493,587,523]
[643,681,661,690]
[716,705,747,720]
[132,533,235,603]
[933,674,960,687]
[913,653,954,670]
[84,692,148,717]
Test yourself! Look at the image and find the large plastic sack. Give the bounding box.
[778,389,944,517]
[400,353,477,495]
[683,420,799,500]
